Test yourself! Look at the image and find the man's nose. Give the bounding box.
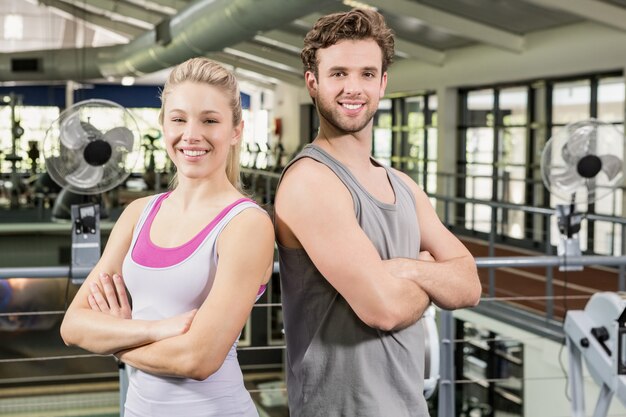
[343,75,362,95]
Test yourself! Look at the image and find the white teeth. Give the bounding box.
[342,103,362,110]
[182,149,207,157]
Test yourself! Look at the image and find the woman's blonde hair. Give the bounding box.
[159,57,243,190]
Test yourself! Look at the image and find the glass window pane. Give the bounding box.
[129,108,162,173]
[598,77,625,123]
[500,87,527,126]
[465,203,492,233]
[467,89,494,127]
[1,106,60,175]
[373,99,392,165]
[406,96,425,129]
[503,209,525,239]
[552,80,590,125]
[426,161,437,193]
[466,128,494,164]
[427,127,438,161]
[594,221,616,255]
[406,128,423,172]
[427,94,437,127]
[499,127,526,165]
[428,94,438,111]
[502,167,526,204]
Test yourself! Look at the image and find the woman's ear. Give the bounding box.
[231,120,244,145]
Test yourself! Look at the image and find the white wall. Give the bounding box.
[454,308,626,417]
[272,82,309,155]
[387,22,626,94]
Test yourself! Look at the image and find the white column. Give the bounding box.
[436,86,458,220]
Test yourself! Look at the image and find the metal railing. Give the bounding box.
[3,253,626,416]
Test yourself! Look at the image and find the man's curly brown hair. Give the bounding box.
[301,9,395,78]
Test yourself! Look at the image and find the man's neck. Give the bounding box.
[313,124,374,170]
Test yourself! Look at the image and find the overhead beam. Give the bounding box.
[139,0,189,10]
[121,0,181,15]
[364,0,525,52]
[59,0,167,26]
[272,13,445,66]
[523,0,626,32]
[35,0,144,38]
[229,41,302,71]
[61,18,96,48]
[210,51,304,85]
[255,29,303,54]
[394,38,444,66]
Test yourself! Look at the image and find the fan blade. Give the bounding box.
[104,127,134,152]
[599,154,623,181]
[562,124,596,162]
[551,167,584,194]
[65,161,104,189]
[59,113,90,150]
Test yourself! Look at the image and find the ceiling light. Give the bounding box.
[342,0,377,10]
[4,15,23,41]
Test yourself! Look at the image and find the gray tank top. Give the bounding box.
[277,144,429,417]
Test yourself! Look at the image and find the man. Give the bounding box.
[274,8,481,417]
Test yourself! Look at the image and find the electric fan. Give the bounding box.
[540,119,625,269]
[540,120,626,416]
[42,99,141,282]
[43,99,141,195]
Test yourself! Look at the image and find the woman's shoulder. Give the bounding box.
[117,194,162,225]
[221,199,273,237]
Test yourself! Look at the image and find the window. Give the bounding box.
[549,74,624,255]
[456,72,624,255]
[373,93,438,193]
[373,99,392,166]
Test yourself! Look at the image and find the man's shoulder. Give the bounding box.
[276,156,351,209]
[281,156,336,185]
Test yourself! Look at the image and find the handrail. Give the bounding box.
[4,255,626,280]
[3,255,626,417]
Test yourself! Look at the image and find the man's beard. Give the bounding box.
[316,97,376,134]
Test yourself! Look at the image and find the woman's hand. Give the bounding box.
[88,273,132,319]
[88,272,197,341]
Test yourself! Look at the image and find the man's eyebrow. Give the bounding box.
[327,66,379,72]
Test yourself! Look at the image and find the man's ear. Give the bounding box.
[380,72,388,98]
[305,71,318,98]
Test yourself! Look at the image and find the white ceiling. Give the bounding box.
[1,0,626,87]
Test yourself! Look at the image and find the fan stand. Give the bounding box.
[556,202,584,272]
[70,203,101,284]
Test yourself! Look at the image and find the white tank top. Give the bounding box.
[121,193,262,417]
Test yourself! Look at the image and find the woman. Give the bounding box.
[60,57,275,417]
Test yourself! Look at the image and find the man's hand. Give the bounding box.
[418,251,435,262]
[382,251,435,280]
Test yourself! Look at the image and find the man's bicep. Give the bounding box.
[278,167,387,300]
[413,184,471,261]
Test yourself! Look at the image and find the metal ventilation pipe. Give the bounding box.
[0,0,334,82]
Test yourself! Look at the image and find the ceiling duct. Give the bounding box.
[0,0,332,82]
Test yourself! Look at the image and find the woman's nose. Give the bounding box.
[182,121,202,141]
